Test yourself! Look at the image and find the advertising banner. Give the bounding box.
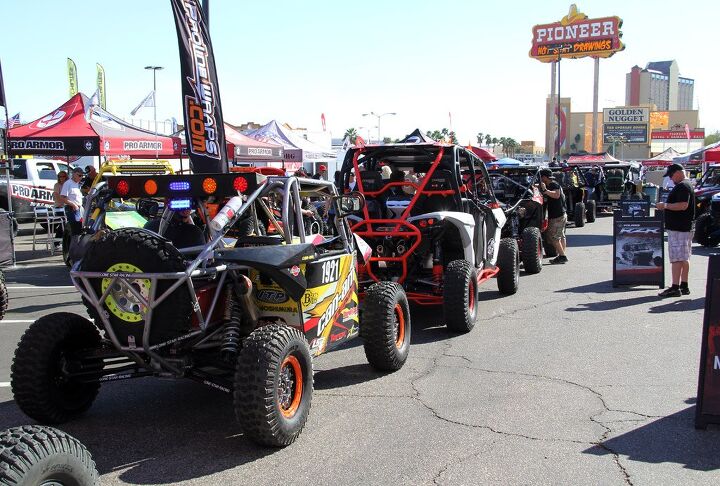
[620,195,651,217]
[170,0,228,173]
[603,123,648,144]
[67,58,78,98]
[612,212,664,288]
[96,63,107,110]
[696,254,720,428]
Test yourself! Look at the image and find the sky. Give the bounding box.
[1,0,718,148]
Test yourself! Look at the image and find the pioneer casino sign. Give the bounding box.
[530,4,624,63]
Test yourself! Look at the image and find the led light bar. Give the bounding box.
[169,181,191,191]
[169,198,192,210]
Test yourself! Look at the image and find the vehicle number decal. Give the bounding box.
[320,258,339,284]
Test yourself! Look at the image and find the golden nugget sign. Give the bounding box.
[530,5,624,62]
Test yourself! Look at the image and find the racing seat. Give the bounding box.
[410,170,463,216]
[359,170,389,219]
[144,219,206,249]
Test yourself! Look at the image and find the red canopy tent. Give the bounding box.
[468,146,498,162]
[705,146,720,163]
[641,147,681,167]
[8,93,182,158]
[224,124,284,163]
[567,152,621,165]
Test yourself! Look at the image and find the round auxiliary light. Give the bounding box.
[233,176,248,193]
[202,177,217,194]
[144,179,158,196]
[116,179,130,197]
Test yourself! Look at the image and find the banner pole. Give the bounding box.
[3,107,16,266]
[592,57,600,153]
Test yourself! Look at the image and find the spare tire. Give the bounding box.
[79,228,193,346]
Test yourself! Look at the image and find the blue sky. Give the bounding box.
[1,0,717,147]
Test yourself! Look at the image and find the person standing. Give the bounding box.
[60,167,84,235]
[539,168,568,264]
[656,163,695,297]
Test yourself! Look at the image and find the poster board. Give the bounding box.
[696,254,720,429]
[620,194,651,217]
[612,211,665,288]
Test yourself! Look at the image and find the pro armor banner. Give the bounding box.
[170,0,228,173]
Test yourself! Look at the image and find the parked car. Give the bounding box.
[694,192,720,247]
[0,157,70,223]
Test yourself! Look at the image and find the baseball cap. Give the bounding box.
[319,164,327,171]
[539,168,553,178]
[663,163,684,177]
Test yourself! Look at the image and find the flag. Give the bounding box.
[130,90,154,116]
[0,60,6,108]
[170,0,228,173]
[67,58,78,98]
[685,123,691,140]
[355,135,366,148]
[7,113,20,128]
[448,111,452,128]
[321,113,326,131]
[96,63,106,110]
[85,90,99,122]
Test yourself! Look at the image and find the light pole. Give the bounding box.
[358,125,376,143]
[144,66,163,134]
[362,111,396,144]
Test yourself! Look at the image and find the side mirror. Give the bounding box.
[334,191,365,217]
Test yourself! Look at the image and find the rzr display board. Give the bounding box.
[696,254,720,429]
[620,194,651,217]
[612,212,664,288]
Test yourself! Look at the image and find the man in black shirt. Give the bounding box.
[656,163,695,297]
[539,168,568,264]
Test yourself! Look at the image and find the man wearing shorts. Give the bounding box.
[539,168,567,264]
[656,163,695,297]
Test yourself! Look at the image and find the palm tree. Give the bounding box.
[499,137,508,156]
[343,128,358,143]
[491,137,499,150]
[485,134,492,147]
[476,132,484,145]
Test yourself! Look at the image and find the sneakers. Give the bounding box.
[681,287,690,295]
[549,255,568,264]
[659,287,681,297]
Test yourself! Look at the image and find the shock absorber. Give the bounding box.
[432,240,443,293]
[221,285,242,363]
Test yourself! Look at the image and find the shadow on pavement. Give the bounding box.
[314,363,388,390]
[4,264,71,286]
[584,406,720,472]
[557,280,638,295]
[648,297,705,313]
[0,380,274,484]
[566,233,614,247]
[692,247,720,257]
[565,295,660,312]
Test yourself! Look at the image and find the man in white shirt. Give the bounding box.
[60,167,85,234]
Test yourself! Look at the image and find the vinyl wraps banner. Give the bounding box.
[67,58,78,99]
[170,0,228,173]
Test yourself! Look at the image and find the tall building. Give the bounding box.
[625,60,694,111]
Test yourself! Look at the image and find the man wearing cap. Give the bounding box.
[656,163,695,297]
[318,164,327,180]
[60,167,85,235]
[538,168,568,264]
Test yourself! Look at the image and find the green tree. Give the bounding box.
[426,128,454,143]
[476,132,484,145]
[448,131,458,144]
[705,131,720,146]
[498,137,508,156]
[343,128,358,144]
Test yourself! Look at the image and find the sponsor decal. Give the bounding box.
[487,237,495,259]
[347,322,359,338]
[317,270,354,337]
[290,265,301,277]
[84,140,94,152]
[10,140,65,151]
[309,337,326,354]
[255,289,289,304]
[618,227,660,236]
[202,380,231,393]
[330,331,347,342]
[123,140,163,151]
[9,184,54,205]
[342,306,359,320]
[302,291,318,306]
[36,109,66,128]
[104,140,111,151]
[247,147,273,156]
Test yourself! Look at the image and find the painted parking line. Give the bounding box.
[1,320,35,323]
[7,286,76,290]
[0,382,9,387]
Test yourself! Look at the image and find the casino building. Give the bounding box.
[545,60,701,160]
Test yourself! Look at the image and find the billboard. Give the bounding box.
[530,5,624,63]
[603,107,649,144]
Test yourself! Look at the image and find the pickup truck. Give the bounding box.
[0,158,71,223]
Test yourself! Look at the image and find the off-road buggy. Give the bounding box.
[550,166,596,227]
[339,142,519,334]
[589,162,642,209]
[694,165,720,219]
[487,165,546,273]
[617,242,663,267]
[695,192,720,247]
[11,172,411,447]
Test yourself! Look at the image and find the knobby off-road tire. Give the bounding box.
[362,282,411,368]
[694,213,712,247]
[497,237,519,295]
[585,199,597,223]
[520,227,543,274]
[574,202,586,227]
[0,425,99,486]
[79,228,192,346]
[443,260,479,333]
[11,313,101,424]
[0,270,8,321]
[234,324,313,447]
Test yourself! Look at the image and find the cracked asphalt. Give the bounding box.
[0,215,718,485]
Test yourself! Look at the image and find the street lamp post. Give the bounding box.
[144,66,163,134]
[362,111,396,144]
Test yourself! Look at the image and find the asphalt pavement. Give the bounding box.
[0,217,718,485]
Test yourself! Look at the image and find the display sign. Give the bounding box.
[612,212,664,288]
[603,108,649,124]
[529,5,624,63]
[652,129,705,140]
[603,123,648,144]
[696,254,720,429]
[620,195,651,217]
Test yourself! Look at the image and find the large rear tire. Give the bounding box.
[0,425,99,486]
[234,324,313,447]
[443,260,479,333]
[574,202,586,227]
[520,227,542,274]
[79,228,192,346]
[362,282,411,369]
[694,213,712,247]
[11,313,101,424]
[586,199,597,223]
[497,238,519,295]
